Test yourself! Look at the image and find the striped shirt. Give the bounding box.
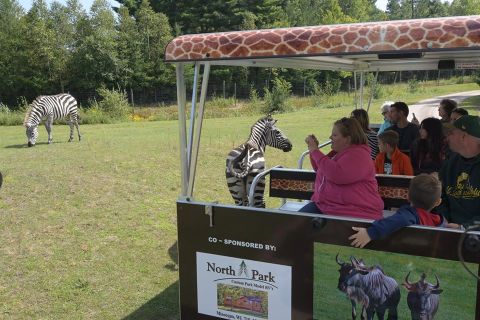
[366,130,379,160]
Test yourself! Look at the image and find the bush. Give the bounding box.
[92,88,131,120]
[262,78,292,114]
[408,77,419,93]
[474,71,480,87]
[79,106,112,124]
[247,85,263,111]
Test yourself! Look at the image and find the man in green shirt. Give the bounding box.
[436,115,480,227]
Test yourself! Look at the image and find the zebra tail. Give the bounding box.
[227,144,251,179]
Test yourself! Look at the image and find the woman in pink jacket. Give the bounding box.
[300,117,384,220]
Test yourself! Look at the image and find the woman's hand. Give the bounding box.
[305,134,319,152]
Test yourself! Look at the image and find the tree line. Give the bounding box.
[1,0,479,107]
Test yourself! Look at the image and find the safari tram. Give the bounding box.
[164,15,480,320]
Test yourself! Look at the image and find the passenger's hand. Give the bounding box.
[349,227,371,248]
[445,222,462,229]
[305,134,319,151]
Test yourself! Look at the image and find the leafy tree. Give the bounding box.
[116,6,146,91]
[69,0,117,93]
[415,0,448,18]
[136,0,174,92]
[0,0,25,104]
[386,0,404,19]
[449,0,480,15]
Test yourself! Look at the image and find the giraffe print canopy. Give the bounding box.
[165,16,480,71]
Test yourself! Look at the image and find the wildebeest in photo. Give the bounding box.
[403,272,443,320]
[336,254,401,320]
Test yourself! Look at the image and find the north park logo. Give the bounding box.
[206,260,276,283]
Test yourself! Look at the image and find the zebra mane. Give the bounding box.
[23,106,34,127]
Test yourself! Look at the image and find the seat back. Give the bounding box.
[269,168,412,210]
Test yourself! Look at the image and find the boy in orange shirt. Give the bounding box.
[375,130,414,175]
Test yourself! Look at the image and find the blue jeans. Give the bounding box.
[299,201,323,214]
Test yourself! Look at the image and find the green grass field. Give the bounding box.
[1,82,479,318]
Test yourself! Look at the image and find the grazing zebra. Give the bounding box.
[226,115,292,207]
[24,93,81,147]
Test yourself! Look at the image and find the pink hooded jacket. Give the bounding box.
[309,144,383,220]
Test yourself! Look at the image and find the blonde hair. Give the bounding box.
[334,117,367,145]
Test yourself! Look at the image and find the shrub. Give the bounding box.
[247,85,263,111]
[79,106,112,124]
[0,103,10,114]
[474,71,480,87]
[323,77,341,96]
[262,77,292,114]
[408,77,419,93]
[93,88,131,120]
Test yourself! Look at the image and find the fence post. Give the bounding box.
[303,78,306,97]
[223,80,226,99]
[130,88,134,108]
[234,82,237,107]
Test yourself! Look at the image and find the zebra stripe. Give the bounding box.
[24,94,81,146]
[225,115,292,207]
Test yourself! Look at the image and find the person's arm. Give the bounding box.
[350,207,417,248]
[403,154,414,176]
[313,148,372,184]
[306,134,320,171]
[432,161,451,220]
[374,154,383,174]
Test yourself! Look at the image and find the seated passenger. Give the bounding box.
[349,174,456,248]
[434,115,480,227]
[351,109,379,160]
[438,98,457,123]
[301,117,383,220]
[375,130,413,175]
[388,101,419,152]
[410,117,447,175]
[378,101,394,135]
[450,107,469,123]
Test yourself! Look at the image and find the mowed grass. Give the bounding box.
[0,82,479,319]
[0,108,346,319]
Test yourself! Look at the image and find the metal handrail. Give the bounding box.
[297,140,332,169]
[248,165,283,207]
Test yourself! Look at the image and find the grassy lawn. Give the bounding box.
[0,82,479,318]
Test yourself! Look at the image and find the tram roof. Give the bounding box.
[165,16,480,72]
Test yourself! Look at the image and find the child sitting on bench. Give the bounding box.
[375,130,413,175]
[349,174,458,248]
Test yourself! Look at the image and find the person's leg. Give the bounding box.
[298,201,323,214]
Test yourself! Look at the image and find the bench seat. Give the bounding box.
[269,168,412,214]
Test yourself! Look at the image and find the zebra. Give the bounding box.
[226,115,292,207]
[24,93,81,147]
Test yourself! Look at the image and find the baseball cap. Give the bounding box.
[453,115,480,138]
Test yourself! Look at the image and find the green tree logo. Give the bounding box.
[238,261,248,277]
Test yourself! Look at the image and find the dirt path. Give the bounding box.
[407,90,480,123]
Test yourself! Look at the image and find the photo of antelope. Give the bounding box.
[313,243,476,320]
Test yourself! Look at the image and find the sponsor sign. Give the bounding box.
[197,252,292,320]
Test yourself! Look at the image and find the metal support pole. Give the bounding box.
[359,72,364,109]
[187,63,211,198]
[367,70,379,113]
[187,63,200,171]
[353,71,358,109]
[176,63,188,196]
